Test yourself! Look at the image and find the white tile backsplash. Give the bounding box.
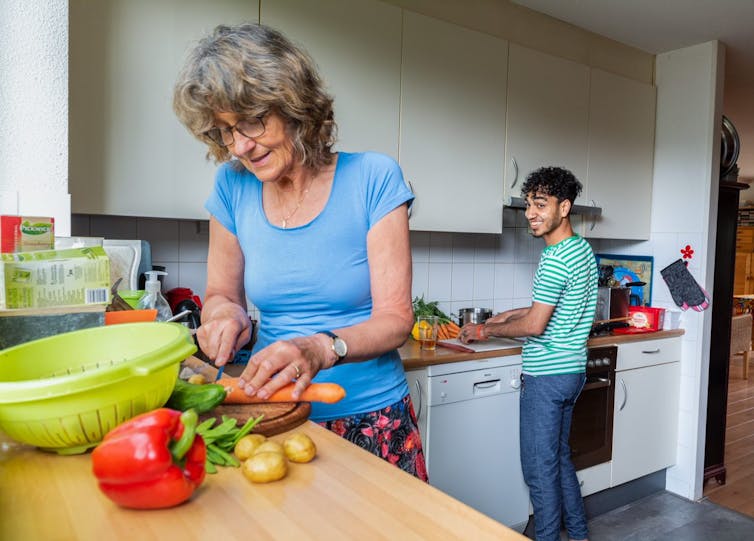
[76,214,611,316]
[450,262,474,301]
[137,218,180,260]
[89,215,138,239]
[472,263,495,301]
[452,233,476,263]
[427,262,453,301]
[493,263,516,299]
[179,220,209,262]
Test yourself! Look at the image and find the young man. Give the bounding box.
[460,166,597,541]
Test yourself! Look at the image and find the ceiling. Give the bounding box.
[511,0,754,183]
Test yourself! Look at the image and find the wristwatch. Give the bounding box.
[320,330,347,364]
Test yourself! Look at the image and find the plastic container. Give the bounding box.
[104,309,158,325]
[137,270,173,321]
[119,289,145,309]
[0,322,196,454]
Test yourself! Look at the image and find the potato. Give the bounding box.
[253,440,285,456]
[283,432,317,463]
[242,452,288,483]
[234,433,267,461]
[187,373,206,385]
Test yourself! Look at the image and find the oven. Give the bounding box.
[569,345,617,470]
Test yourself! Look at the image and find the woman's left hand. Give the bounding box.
[236,334,335,400]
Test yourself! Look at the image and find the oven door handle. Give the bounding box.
[618,378,628,411]
[582,377,610,391]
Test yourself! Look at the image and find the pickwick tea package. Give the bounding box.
[0,215,55,253]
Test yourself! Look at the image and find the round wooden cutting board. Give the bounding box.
[203,402,312,437]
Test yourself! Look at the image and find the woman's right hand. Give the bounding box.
[196,304,251,367]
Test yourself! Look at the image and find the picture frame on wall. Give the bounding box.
[595,253,654,307]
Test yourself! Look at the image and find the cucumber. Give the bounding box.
[165,378,227,414]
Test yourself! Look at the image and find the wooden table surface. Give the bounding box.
[0,422,526,541]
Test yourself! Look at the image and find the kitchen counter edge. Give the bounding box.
[400,329,685,370]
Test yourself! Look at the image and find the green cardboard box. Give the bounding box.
[0,246,111,309]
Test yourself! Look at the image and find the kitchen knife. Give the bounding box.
[437,341,476,353]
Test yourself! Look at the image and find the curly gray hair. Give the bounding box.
[173,23,336,169]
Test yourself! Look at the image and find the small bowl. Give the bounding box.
[118,289,145,309]
[0,322,196,454]
[104,309,158,325]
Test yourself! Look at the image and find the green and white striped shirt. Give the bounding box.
[523,235,598,375]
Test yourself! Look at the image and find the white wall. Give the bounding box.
[0,0,71,234]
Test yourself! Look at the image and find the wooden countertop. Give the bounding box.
[0,422,526,541]
[400,329,685,370]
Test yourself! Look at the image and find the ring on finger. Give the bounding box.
[293,364,301,379]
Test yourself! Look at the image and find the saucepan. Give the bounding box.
[456,307,493,326]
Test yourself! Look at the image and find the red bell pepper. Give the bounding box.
[91,408,206,509]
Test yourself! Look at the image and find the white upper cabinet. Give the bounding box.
[261,0,402,160]
[400,11,508,233]
[583,69,656,240]
[504,44,590,204]
[69,0,261,219]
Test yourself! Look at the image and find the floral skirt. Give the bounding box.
[317,394,428,481]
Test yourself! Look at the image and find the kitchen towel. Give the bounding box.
[660,259,710,312]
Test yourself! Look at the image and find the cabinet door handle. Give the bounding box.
[618,378,627,411]
[510,157,519,189]
[407,181,414,220]
[590,200,597,231]
[641,348,660,354]
[414,379,423,421]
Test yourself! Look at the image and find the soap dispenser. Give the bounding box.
[137,270,173,321]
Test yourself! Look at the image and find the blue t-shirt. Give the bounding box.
[205,152,414,421]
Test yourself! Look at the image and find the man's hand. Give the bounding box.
[459,323,488,344]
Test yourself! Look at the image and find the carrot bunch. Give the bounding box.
[412,296,461,340]
[437,321,461,340]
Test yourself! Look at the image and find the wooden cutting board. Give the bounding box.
[183,356,313,436]
[203,402,312,437]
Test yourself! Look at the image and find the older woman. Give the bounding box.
[173,23,425,479]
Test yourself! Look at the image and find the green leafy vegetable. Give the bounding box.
[412,296,453,324]
[196,414,264,473]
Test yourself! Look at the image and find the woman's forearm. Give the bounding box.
[327,306,414,364]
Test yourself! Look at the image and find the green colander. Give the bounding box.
[0,322,197,455]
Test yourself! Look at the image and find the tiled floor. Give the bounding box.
[585,491,754,540]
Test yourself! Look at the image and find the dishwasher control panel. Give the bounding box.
[427,363,522,406]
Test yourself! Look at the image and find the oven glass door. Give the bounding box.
[570,373,614,470]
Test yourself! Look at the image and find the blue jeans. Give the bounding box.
[520,372,588,541]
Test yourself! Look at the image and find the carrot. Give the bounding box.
[222,378,346,404]
[437,325,447,340]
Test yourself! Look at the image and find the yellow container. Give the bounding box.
[0,322,196,454]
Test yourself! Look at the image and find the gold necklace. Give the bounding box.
[277,176,314,228]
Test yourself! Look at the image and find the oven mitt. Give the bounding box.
[660,259,710,312]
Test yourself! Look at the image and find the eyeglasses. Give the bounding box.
[202,115,266,147]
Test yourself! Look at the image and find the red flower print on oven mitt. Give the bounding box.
[660,259,710,312]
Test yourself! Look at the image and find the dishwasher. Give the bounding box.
[420,355,530,531]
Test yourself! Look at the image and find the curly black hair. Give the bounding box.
[521,166,583,205]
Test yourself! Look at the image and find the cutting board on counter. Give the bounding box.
[203,402,311,437]
[183,356,312,436]
[438,337,524,353]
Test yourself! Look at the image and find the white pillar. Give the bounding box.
[0,0,71,235]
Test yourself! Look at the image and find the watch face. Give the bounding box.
[333,338,347,358]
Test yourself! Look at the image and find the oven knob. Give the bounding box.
[510,378,521,389]
[595,359,603,367]
[603,357,611,366]
[587,360,594,368]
